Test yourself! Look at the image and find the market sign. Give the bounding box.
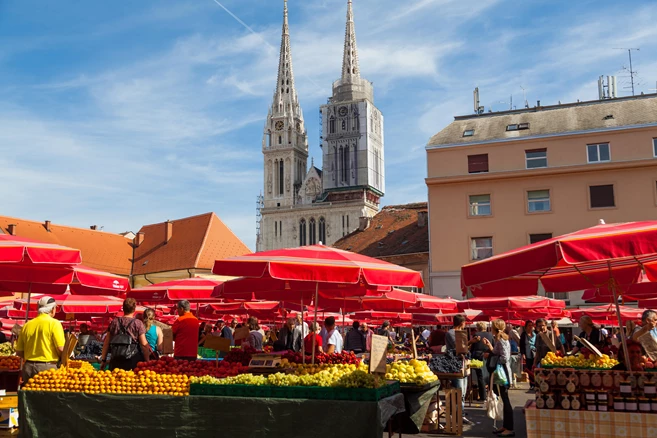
[369,334,388,374]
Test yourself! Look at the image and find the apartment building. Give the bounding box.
[425,93,657,302]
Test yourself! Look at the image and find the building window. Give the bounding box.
[471,237,493,260]
[319,217,326,243]
[527,189,551,213]
[279,221,282,238]
[278,136,282,145]
[309,218,316,245]
[341,120,346,131]
[587,143,610,163]
[279,160,284,196]
[653,138,657,157]
[463,129,474,137]
[469,194,491,216]
[529,233,552,244]
[506,123,530,131]
[299,219,307,246]
[525,148,547,169]
[275,221,278,237]
[468,154,489,173]
[589,184,615,208]
[329,117,335,134]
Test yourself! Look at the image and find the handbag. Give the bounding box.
[486,353,499,374]
[485,374,503,422]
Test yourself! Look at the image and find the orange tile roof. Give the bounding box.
[0,216,133,275]
[132,212,251,275]
[333,203,429,258]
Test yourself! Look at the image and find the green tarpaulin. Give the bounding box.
[19,391,405,438]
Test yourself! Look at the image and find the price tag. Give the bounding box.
[455,330,468,355]
[204,336,231,353]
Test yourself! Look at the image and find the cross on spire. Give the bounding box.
[341,0,360,81]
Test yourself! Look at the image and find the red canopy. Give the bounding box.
[316,289,418,313]
[570,304,644,323]
[212,245,424,301]
[14,294,125,314]
[350,311,413,324]
[457,296,566,311]
[461,222,657,297]
[128,277,223,303]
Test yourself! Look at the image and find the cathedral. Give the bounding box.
[257,0,385,251]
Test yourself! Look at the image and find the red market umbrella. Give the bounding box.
[350,311,413,325]
[128,277,223,304]
[14,294,125,314]
[213,245,424,289]
[461,222,657,297]
[413,310,482,325]
[316,289,419,313]
[570,304,645,323]
[582,275,657,303]
[456,296,566,312]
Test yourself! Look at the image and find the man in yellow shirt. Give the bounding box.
[16,296,65,382]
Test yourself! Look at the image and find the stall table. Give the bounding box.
[525,405,657,438]
[396,380,441,434]
[19,391,405,438]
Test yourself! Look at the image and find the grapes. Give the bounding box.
[428,352,464,374]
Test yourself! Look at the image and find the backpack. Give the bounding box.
[109,318,139,361]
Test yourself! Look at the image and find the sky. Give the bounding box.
[1,0,656,251]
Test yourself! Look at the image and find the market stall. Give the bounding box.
[461,220,657,437]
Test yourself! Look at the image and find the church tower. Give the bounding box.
[320,0,385,198]
[262,0,308,210]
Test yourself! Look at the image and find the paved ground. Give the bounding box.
[387,382,533,438]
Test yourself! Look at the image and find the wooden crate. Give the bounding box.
[443,388,463,435]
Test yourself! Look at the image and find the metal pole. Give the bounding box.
[611,283,632,372]
[301,293,305,364]
[629,49,635,96]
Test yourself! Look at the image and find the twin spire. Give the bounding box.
[274,0,361,107]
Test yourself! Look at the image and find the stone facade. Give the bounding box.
[258,0,384,251]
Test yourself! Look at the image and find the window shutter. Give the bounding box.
[468,154,489,173]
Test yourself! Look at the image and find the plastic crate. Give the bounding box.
[197,348,222,359]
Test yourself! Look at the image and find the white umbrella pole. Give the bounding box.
[611,282,632,372]
[24,283,32,323]
[311,283,319,365]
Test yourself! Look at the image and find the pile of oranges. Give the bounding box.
[23,367,190,396]
[0,356,20,370]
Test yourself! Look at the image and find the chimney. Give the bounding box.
[165,220,173,243]
[417,211,428,227]
[7,224,16,236]
[44,220,51,232]
[133,232,145,248]
[358,217,371,231]
[90,225,97,231]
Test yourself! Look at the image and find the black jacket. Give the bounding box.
[275,326,302,352]
[344,328,365,352]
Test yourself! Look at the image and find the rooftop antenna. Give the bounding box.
[520,86,528,108]
[473,87,484,114]
[614,48,639,96]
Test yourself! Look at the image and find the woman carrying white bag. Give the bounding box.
[483,319,515,437]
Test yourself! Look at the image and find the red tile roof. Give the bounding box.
[333,203,429,258]
[132,212,250,275]
[0,216,133,275]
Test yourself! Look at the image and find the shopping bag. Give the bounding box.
[493,364,508,386]
[485,375,503,421]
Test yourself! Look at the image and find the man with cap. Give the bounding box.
[16,296,66,382]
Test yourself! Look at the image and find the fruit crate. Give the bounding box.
[198,347,224,359]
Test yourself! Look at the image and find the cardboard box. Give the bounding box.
[153,321,173,355]
[0,409,17,429]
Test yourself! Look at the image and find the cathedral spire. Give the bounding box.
[273,0,298,115]
[341,0,360,82]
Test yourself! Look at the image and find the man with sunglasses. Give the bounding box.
[16,296,66,382]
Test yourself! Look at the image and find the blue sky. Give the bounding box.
[1,0,656,250]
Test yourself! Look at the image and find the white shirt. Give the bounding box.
[327,329,343,353]
[295,322,309,338]
[422,329,431,340]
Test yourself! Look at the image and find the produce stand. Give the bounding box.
[19,391,405,438]
[526,366,657,436]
